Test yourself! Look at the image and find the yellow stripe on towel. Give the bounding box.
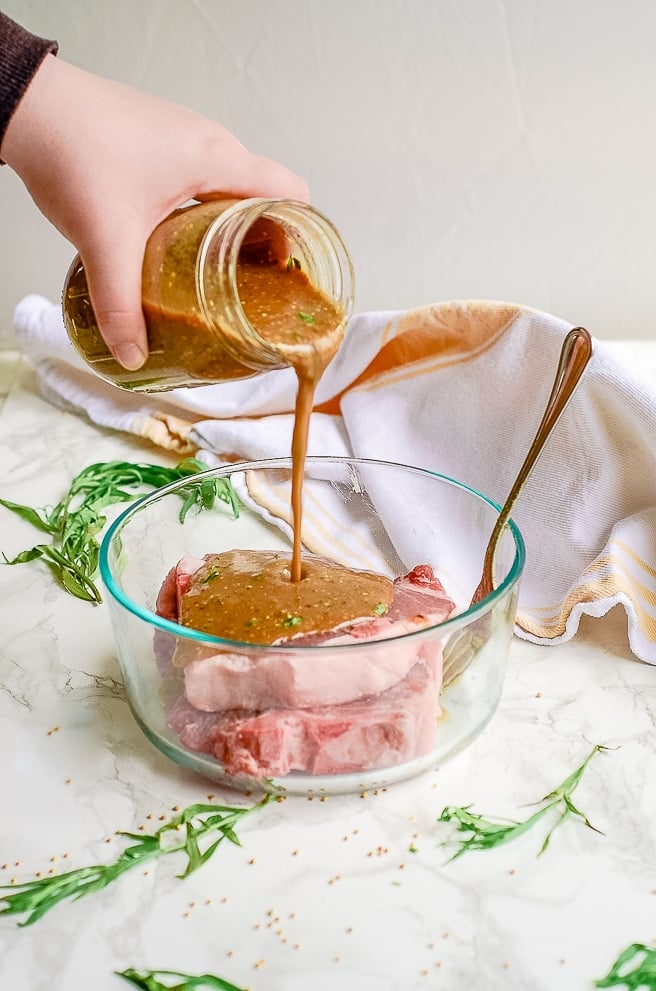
[517,547,656,642]
[245,468,391,574]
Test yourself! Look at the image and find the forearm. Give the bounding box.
[0,10,57,157]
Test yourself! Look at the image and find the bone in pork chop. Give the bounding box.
[167,655,440,777]
[155,556,455,710]
[156,551,455,776]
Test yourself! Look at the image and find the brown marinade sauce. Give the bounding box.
[179,550,394,645]
[65,243,344,386]
[135,209,385,624]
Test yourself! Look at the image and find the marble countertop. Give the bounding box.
[1,347,656,991]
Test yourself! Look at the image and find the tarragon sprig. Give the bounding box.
[1,458,238,603]
[0,795,273,927]
[595,943,656,989]
[439,744,607,861]
[118,968,245,991]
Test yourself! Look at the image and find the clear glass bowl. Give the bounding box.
[100,457,525,796]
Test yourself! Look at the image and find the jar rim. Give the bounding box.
[196,197,355,372]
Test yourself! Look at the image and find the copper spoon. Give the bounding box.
[470,325,594,605]
[441,326,594,689]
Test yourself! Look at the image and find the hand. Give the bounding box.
[1,55,309,370]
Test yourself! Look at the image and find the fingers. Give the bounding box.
[81,231,149,369]
[78,139,308,373]
[70,115,308,374]
[193,132,309,204]
[232,153,310,202]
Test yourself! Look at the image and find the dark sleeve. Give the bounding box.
[0,11,58,149]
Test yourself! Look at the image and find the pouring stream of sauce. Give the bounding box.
[236,246,346,583]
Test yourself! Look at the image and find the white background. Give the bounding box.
[2,0,656,345]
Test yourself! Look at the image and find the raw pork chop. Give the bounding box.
[155,558,455,710]
[167,655,439,777]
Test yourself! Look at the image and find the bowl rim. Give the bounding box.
[99,456,526,650]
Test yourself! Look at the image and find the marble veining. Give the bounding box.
[1,350,656,990]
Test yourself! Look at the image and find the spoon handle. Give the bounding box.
[471,326,594,605]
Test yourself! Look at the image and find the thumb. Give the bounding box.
[81,229,149,370]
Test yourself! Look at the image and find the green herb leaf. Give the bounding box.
[117,968,246,991]
[283,615,302,628]
[439,744,608,861]
[372,602,387,615]
[595,943,656,988]
[0,458,239,603]
[0,795,273,926]
[0,498,59,534]
[202,570,221,584]
[285,255,301,271]
[297,311,315,324]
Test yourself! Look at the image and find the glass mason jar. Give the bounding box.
[62,198,355,393]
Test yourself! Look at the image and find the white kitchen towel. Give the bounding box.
[14,293,656,664]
